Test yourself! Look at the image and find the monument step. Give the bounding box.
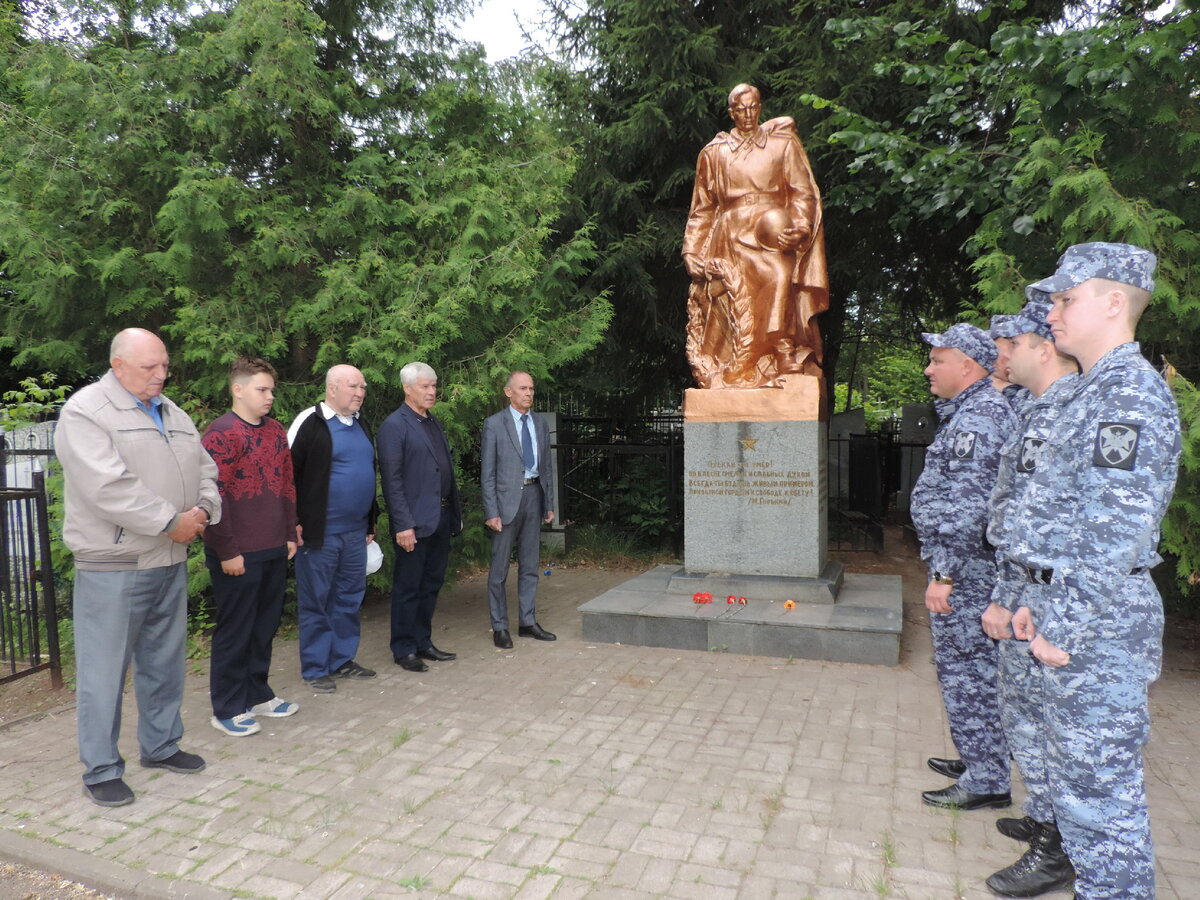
[579,564,902,666]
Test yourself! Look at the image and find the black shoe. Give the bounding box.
[518,623,556,641]
[416,645,456,662]
[83,778,134,807]
[333,659,376,678]
[493,629,513,649]
[305,675,337,693]
[997,815,1039,842]
[927,757,966,779]
[922,783,1011,810]
[985,821,1075,897]
[395,653,429,672]
[140,750,206,774]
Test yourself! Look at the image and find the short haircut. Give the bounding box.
[506,370,532,388]
[400,361,437,385]
[728,83,760,107]
[1091,277,1152,323]
[1020,333,1079,371]
[229,356,276,385]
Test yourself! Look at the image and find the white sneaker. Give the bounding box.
[249,697,299,718]
[211,713,261,737]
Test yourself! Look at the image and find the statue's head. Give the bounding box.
[727,83,761,134]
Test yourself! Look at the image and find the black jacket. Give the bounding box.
[290,405,379,550]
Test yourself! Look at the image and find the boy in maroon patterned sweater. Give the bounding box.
[202,358,301,736]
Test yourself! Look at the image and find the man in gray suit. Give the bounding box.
[481,371,556,649]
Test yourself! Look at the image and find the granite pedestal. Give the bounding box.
[579,376,902,665]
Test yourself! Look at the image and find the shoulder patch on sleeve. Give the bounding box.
[1017,437,1045,473]
[1093,422,1139,470]
[953,431,977,459]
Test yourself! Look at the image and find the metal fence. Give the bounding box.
[553,412,685,554]
[552,411,930,555]
[828,432,930,553]
[0,465,63,687]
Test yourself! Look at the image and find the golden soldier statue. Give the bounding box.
[682,83,829,388]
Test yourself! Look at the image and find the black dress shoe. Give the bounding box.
[996,814,1039,842]
[394,653,429,672]
[493,629,513,649]
[416,646,456,662]
[922,783,1011,810]
[927,757,966,779]
[518,623,556,641]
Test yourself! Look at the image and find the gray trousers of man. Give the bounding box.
[486,482,543,630]
[74,565,187,785]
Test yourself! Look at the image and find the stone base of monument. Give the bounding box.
[578,376,902,665]
[664,561,845,604]
[578,564,901,666]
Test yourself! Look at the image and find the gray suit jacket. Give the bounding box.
[481,408,555,524]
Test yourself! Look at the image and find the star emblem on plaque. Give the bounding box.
[739,437,758,451]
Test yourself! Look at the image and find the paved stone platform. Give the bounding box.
[580,565,901,666]
[1,536,1197,900]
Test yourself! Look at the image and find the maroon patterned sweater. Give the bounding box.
[201,412,299,561]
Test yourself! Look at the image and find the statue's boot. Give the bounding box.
[774,339,809,375]
[985,821,1075,897]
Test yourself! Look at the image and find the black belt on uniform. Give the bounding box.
[523,476,539,485]
[1025,566,1147,584]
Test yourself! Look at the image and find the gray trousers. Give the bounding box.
[487,482,543,630]
[74,565,187,784]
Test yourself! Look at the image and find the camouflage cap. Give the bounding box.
[922,323,998,373]
[1027,242,1156,295]
[989,314,1021,340]
[1009,299,1055,341]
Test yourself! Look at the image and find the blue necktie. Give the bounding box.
[520,414,535,473]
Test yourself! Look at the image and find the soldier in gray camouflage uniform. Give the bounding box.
[911,323,1017,810]
[1005,243,1181,900]
[982,297,1080,897]
[989,313,1026,408]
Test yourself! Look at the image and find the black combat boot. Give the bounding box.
[995,815,1038,842]
[985,820,1075,897]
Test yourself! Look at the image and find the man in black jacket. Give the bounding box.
[377,362,462,672]
[288,365,379,693]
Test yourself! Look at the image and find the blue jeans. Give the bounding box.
[294,530,367,680]
[74,565,187,785]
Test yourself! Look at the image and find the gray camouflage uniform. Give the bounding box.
[988,368,1079,828]
[912,368,1017,796]
[1005,341,1179,899]
[1006,243,1182,899]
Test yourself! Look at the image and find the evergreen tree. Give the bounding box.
[543,0,1075,404]
[0,0,611,443]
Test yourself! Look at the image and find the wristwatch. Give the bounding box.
[932,572,954,585]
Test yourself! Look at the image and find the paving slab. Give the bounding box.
[1,536,1197,899]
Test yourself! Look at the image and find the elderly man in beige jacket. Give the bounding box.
[56,328,220,807]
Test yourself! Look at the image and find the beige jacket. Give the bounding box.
[56,371,220,571]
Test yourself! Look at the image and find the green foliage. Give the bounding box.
[0,374,70,430]
[837,343,932,428]
[545,0,1073,403]
[613,458,672,542]
[807,3,1200,599]
[1163,365,1200,603]
[0,0,610,449]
